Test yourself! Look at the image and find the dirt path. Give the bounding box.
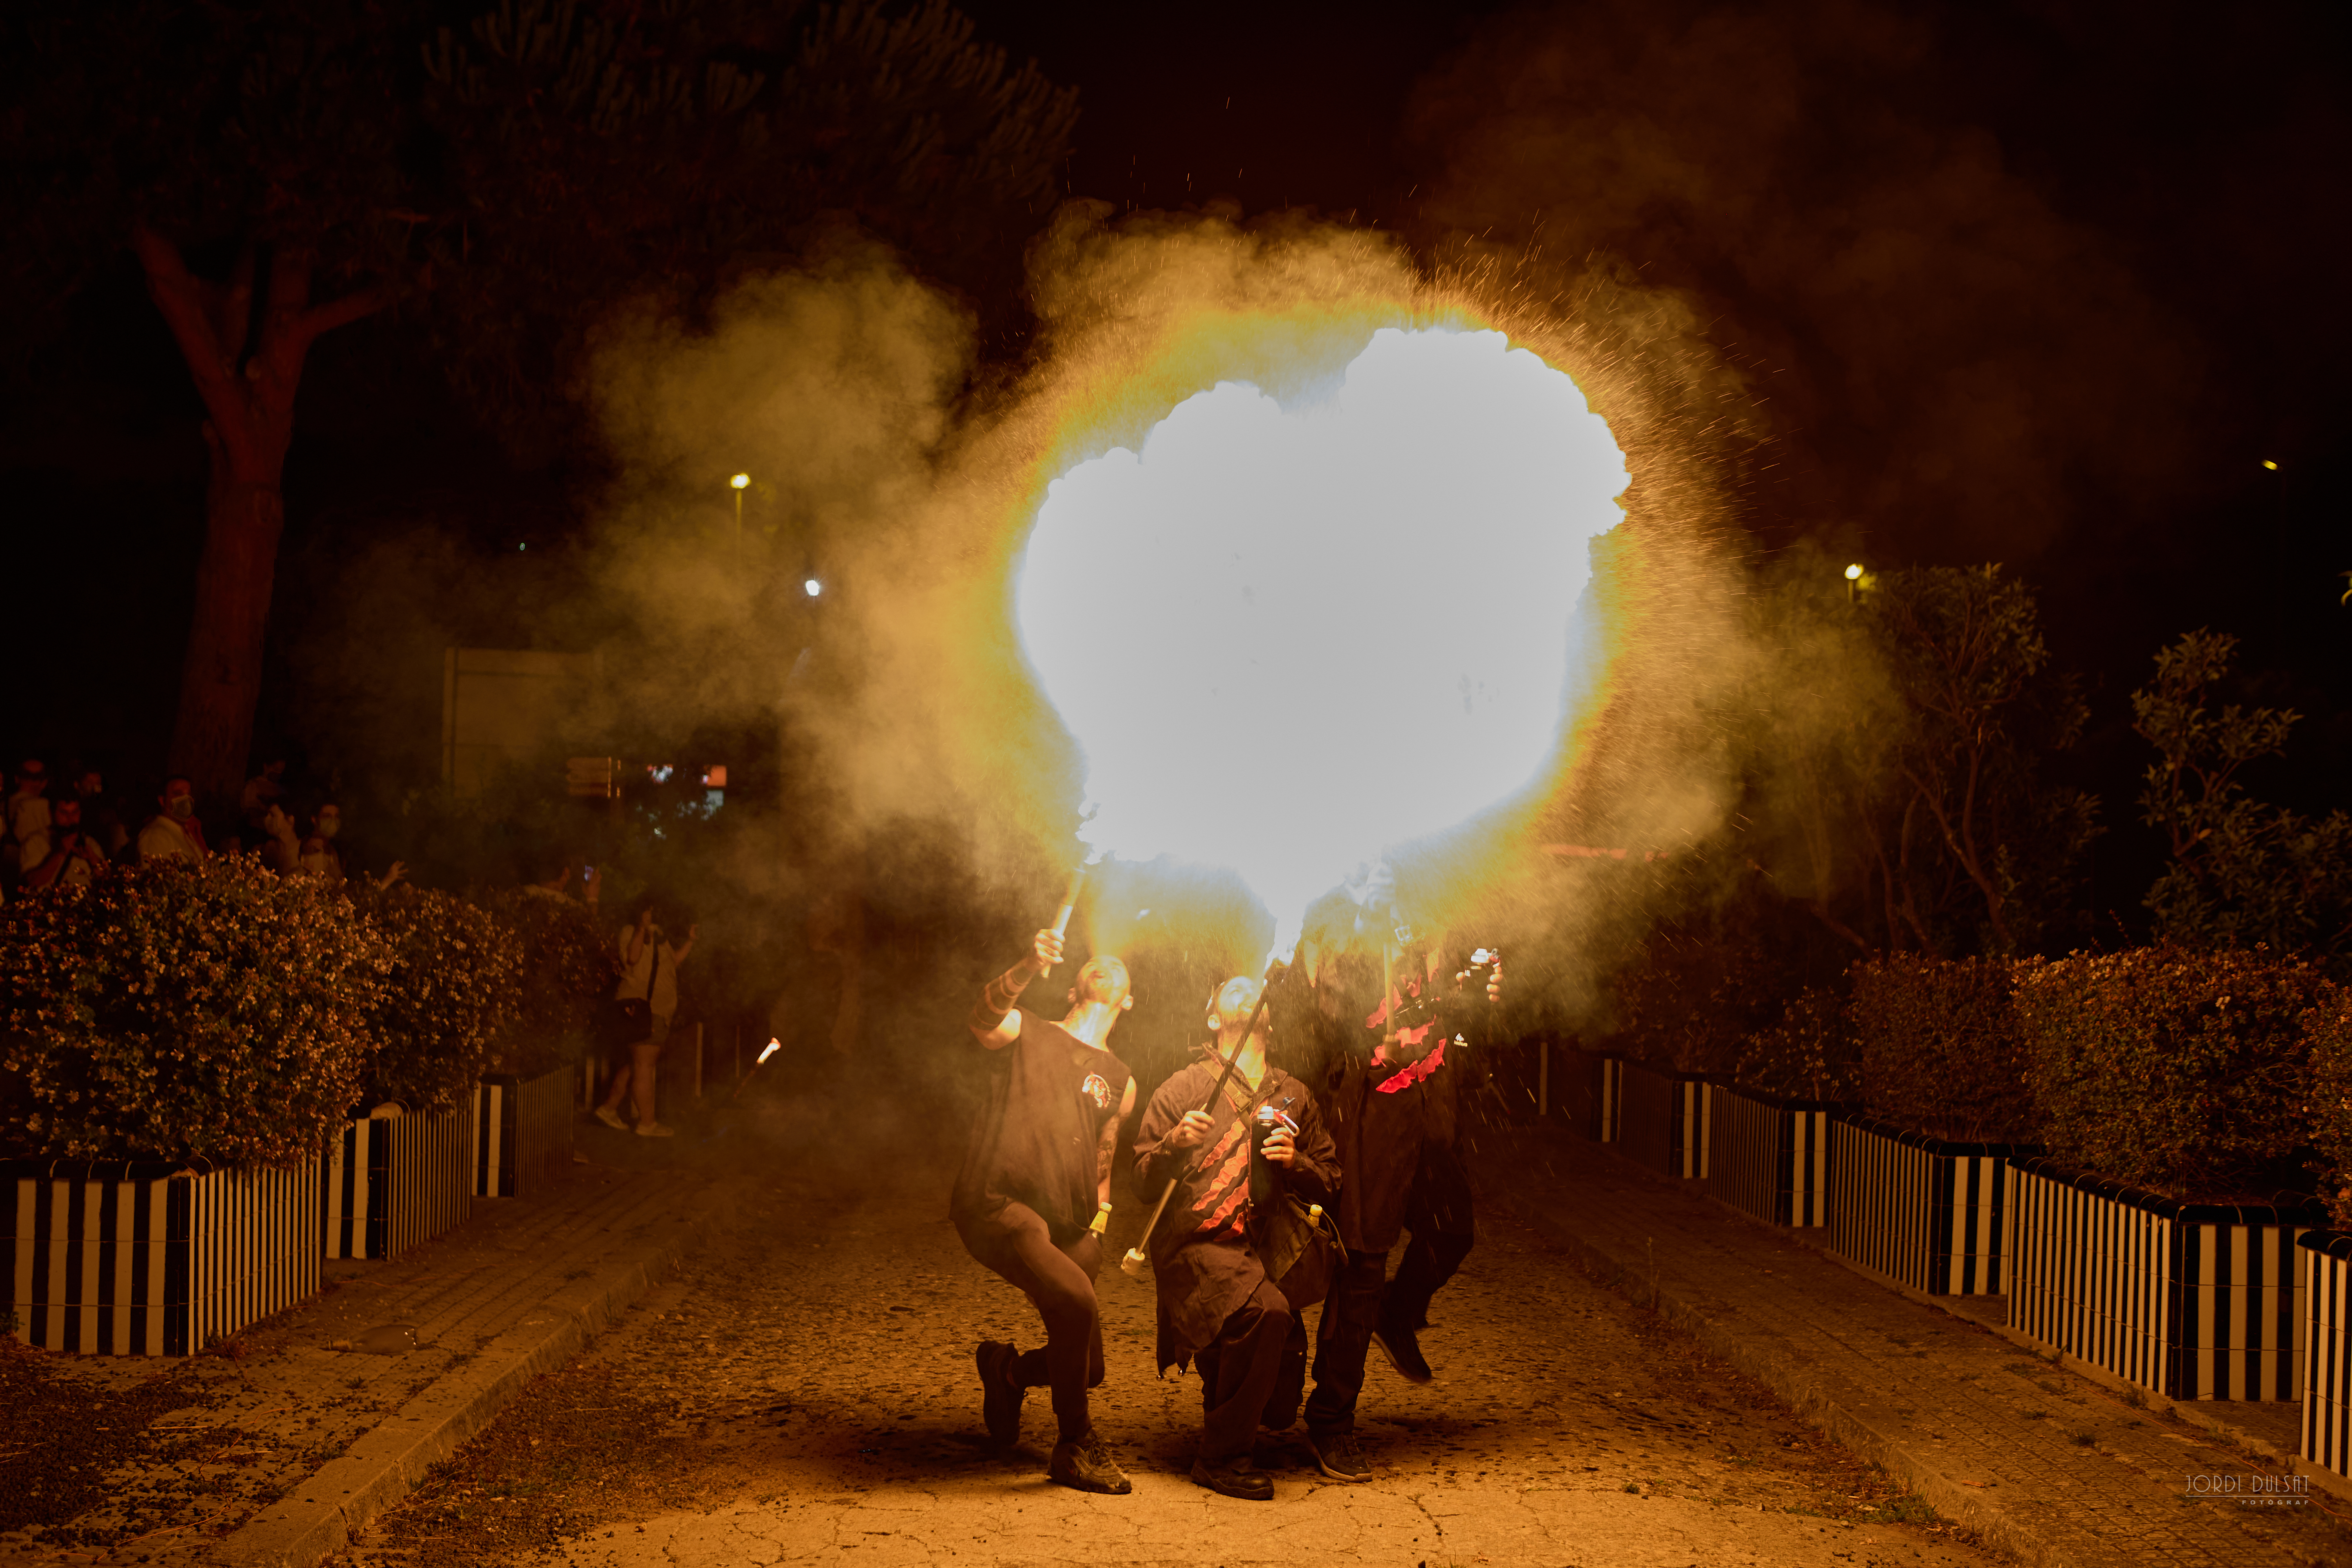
[345,1146,2000,1568]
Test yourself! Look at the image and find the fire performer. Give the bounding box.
[1290,864,1501,1484]
[954,925,1137,1495]
[1134,975,1340,1500]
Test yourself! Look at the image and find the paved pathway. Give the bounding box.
[1477,1126,2347,1568]
[343,1141,2003,1568]
[1,1160,713,1567]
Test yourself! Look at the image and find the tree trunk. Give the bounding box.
[132,228,389,805]
[168,441,288,803]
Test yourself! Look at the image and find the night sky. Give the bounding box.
[4,0,2347,920]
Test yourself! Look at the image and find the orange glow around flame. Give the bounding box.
[1016,325,1629,944]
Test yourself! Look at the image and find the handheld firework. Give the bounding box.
[1050,861,1090,941]
[724,1037,785,1103]
[1120,943,1297,1280]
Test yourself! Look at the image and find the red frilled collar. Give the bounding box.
[1373,1037,1447,1094]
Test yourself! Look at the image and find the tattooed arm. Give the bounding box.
[1099,1078,1137,1210]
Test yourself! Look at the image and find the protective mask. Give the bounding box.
[167,796,194,821]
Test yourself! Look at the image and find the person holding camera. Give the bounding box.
[595,901,696,1138]
[956,926,1137,1495]
[1133,974,1339,1500]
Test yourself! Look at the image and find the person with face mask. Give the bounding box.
[298,801,346,885]
[136,777,209,862]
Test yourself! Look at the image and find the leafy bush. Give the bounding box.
[1733,986,1860,1102]
[2133,631,2352,971]
[479,890,616,1077]
[355,886,524,1112]
[1850,954,2039,1143]
[2015,945,2329,1201]
[2304,988,2352,1225]
[0,860,390,1165]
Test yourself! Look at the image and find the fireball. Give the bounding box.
[1015,325,1628,940]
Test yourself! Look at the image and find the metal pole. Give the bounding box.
[1121,943,1295,1279]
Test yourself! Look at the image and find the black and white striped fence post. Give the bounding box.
[2009,1158,2317,1402]
[4,1158,320,1356]
[1826,1116,2034,1295]
[1617,1061,1712,1180]
[2304,1232,2352,1480]
[1706,1084,1836,1228]
[322,1102,479,1261]
[473,1066,577,1198]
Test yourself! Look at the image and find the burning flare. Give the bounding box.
[1017,325,1628,934]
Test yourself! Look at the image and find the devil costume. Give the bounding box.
[954,972,1132,1452]
[1291,899,1488,1442]
[1134,1048,1339,1467]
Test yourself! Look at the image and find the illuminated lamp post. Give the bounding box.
[730,472,750,543]
[1845,561,1864,603]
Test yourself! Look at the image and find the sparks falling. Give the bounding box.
[1016,325,1629,940]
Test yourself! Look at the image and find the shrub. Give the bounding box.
[479,890,616,1077]
[1733,986,1860,1102]
[2304,986,2352,1225]
[2014,944,2328,1201]
[0,860,390,1166]
[355,886,524,1112]
[1850,954,2039,1144]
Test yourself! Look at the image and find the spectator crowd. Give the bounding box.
[2,753,403,898]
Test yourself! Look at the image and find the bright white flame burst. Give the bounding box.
[1017,327,1629,938]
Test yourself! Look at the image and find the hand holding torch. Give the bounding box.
[1120,939,1298,1280]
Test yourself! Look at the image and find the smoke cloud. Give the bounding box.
[1404,0,2199,564]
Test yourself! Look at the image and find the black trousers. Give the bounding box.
[1388,1148,1476,1331]
[1304,1151,1475,1433]
[959,1202,1106,1445]
[1193,1278,1293,1463]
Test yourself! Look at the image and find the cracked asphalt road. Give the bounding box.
[345,1110,2005,1568]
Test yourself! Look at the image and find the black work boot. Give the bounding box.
[1050,1428,1133,1494]
[1191,1452,1275,1500]
[1372,1317,1434,1384]
[1308,1425,1374,1482]
[975,1340,1023,1447]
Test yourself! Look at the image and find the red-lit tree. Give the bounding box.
[3,0,1074,801]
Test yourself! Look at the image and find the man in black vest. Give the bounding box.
[954,925,1138,1494]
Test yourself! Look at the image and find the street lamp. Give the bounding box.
[803,578,822,598]
[730,472,750,542]
[1845,562,1863,603]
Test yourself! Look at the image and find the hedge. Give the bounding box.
[2015,944,2332,1203]
[1850,953,2038,1144]
[355,885,525,1112]
[478,889,617,1078]
[2303,987,2352,1225]
[0,860,391,1166]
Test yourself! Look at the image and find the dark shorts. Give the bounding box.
[609,1012,671,1072]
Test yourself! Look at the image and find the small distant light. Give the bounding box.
[1844,563,1864,581]
[648,763,674,784]
[730,472,750,489]
[2262,459,2279,471]
[518,542,526,551]
[803,578,822,597]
